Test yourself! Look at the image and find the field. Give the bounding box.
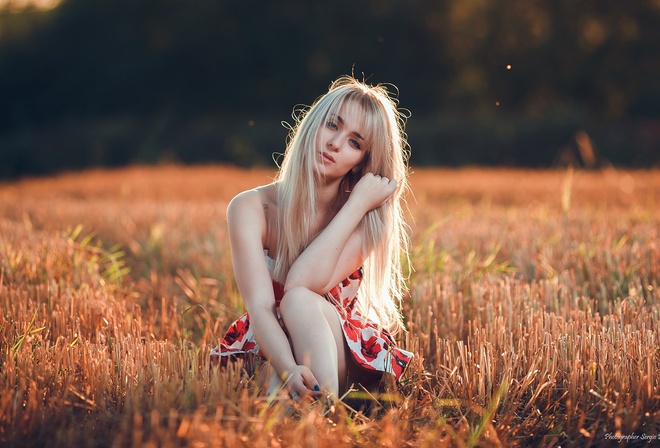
[0,165,658,447]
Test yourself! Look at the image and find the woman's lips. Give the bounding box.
[322,152,335,163]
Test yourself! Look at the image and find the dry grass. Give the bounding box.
[0,165,658,447]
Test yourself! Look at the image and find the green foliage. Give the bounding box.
[11,309,46,353]
[65,224,131,285]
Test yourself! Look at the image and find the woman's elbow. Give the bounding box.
[282,279,303,295]
[282,278,324,296]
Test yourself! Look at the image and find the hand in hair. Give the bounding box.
[348,172,398,213]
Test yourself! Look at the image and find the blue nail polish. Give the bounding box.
[314,385,320,391]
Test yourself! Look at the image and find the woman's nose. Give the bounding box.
[328,137,339,151]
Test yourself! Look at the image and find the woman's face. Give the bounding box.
[314,101,368,182]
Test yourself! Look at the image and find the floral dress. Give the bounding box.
[211,256,413,380]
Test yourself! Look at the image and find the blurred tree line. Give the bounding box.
[0,0,659,178]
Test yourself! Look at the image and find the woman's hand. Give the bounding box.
[284,365,322,402]
[348,172,398,213]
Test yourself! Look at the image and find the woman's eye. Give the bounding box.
[326,120,338,130]
[350,139,361,150]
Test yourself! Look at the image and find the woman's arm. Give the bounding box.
[227,190,320,396]
[284,174,398,294]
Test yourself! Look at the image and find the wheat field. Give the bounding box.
[0,165,658,447]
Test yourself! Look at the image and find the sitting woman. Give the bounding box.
[211,75,414,402]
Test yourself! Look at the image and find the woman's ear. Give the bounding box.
[342,166,361,193]
[351,160,366,174]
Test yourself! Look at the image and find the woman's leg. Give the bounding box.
[256,359,285,397]
[279,286,348,395]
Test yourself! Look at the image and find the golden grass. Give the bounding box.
[0,165,658,447]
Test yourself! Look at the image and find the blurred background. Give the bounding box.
[1,0,659,179]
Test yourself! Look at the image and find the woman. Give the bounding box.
[211,75,413,401]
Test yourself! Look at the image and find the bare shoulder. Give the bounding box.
[227,188,262,216]
[226,184,278,240]
[253,183,278,207]
[228,183,277,213]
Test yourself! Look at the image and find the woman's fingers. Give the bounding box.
[300,367,322,395]
[286,366,322,401]
[365,172,398,192]
[287,380,306,401]
[351,172,398,211]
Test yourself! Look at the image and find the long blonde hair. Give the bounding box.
[274,75,411,333]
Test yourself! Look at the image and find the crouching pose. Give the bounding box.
[211,75,414,401]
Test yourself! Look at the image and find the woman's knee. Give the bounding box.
[279,286,319,317]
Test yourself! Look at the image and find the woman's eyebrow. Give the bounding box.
[334,115,365,140]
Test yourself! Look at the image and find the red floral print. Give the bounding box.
[212,257,413,381]
[273,280,284,307]
[361,335,383,362]
[343,321,360,343]
[222,318,250,345]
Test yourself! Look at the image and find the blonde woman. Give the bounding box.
[211,75,413,401]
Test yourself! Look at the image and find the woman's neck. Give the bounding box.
[316,177,343,209]
[313,180,344,230]
[316,186,338,210]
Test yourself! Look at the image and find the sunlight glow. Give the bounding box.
[0,0,62,12]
